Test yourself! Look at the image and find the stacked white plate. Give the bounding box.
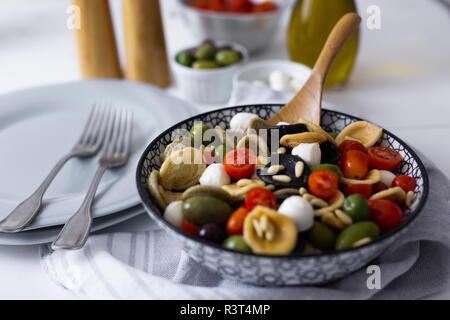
[0,79,196,245]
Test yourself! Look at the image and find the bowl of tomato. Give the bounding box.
[178,0,285,53]
[136,103,429,286]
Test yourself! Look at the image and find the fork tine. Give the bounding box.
[114,109,128,155]
[90,104,111,147]
[104,108,121,157]
[122,111,133,157]
[77,104,99,145]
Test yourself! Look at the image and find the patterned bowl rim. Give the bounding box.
[135,104,430,259]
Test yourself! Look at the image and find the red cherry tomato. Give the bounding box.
[341,150,370,179]
[252,1,277,12]
[344,184,373,199]
[229,0,253,12]
[181,218,200,236]
[226,207,249,235]
[307,169,339,199]
[392,175,416,193]
[209,0,226,11]
[244,188,278,211]
[338,140,366,154]
[369,199,404,233]
[224,148,256,180]
[372,181,388,193]
[192,0,209,10]
[368,146,403,171]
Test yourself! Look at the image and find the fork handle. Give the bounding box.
[51,165,106,250]
[0,152,76,232]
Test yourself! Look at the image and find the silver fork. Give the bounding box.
[51,108,133,250]
[0,104,110,233]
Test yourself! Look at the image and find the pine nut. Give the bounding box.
[237,179,252,187]
[303,193,314,201]
[335,209,353,225]
[295,161,304,178]
[322,212,345,230]
[299,187,308,195]
[405,191,415,207]
[310,198,328,208]
[352,237,371,248]
[272,175,291,183]
[259,215,269,231]
[252,219,263,238]
[267,164,285,175]
[277,147,286,154]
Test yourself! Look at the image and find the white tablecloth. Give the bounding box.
[0,0,449,299]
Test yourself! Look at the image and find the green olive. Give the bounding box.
[182,196,233,226]
[195,43,217,60]
[311,164,342,180]
[215,50,241,66]
[306,221,337,251]
[335,221,380,250]
[192,60,220,69]
[176,50,194,67]
[343,194,370,222]
[223,235,251,252]
[190,124,212,146]
[214,144,228,163]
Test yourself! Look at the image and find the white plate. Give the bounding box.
[0,79,196,230]
[0,205,144,245]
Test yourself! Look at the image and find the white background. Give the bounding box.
[0,0,449,299]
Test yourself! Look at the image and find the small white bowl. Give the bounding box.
[233,59,312,93]
[172,42,249,104]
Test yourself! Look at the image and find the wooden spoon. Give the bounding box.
[267,13,361,126]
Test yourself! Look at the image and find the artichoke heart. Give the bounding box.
[159,147,206,191]
[335,121,383,148]
[243,206,297,255]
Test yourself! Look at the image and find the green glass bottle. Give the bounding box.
[288,0,359,87]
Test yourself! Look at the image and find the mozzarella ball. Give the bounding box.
[379,170,396,187]
[163,201,184,228]
[199,163,231,187]
[278,196,314,232]
[269,70,290,92]
[230,112,259,130]
[291,143,321,167]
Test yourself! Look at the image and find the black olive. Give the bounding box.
[257,153,311,189]
[266,123,308,152]
[320,141,340,164]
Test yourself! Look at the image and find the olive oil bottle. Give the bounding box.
[288,0,359,87]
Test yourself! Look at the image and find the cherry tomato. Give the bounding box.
[244,188,278,211]
[344,184,373,199]
[229,0,253,12]
[341,150,370,179]
[368,146,402,171]
[209,0,226,11]
[192,0,209,10]
[392,175,416,193]
[252,1,277,12]
[307,169,339,199]
[226,207,249,235]
[338,140,366,154]
[369,199,404,233]
[181,218,200,236]
[224,148,256,180]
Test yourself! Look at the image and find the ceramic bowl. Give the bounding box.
[136,104,429,286]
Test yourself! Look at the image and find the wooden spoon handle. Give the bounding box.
[312,12,361,84]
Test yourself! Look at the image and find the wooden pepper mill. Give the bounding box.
[122,0,171,87]
[73,0,121,78]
